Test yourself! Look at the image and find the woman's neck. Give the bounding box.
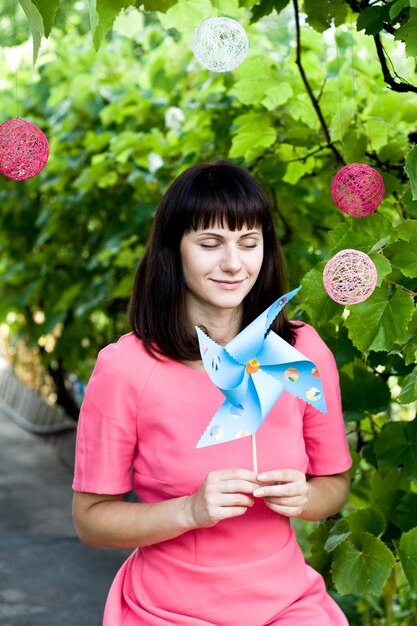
[191,307,242,346]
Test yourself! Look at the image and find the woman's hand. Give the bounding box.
[185,468,259,529]
[253,469,309,518]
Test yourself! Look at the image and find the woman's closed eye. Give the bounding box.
[200,239,260,249]
[240,239,260,249]
[200,240,221,248]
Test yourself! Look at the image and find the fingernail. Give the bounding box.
[257,473,268,481]
[253,488,264,497]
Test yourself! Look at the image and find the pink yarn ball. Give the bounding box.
[323,249,377,305]
[0,118,49,181]
[331,163,384,217]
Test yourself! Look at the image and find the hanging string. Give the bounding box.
[349,13,357,124]
[12,0,20,119]
[335,28,344,151]
[216,0,220,17]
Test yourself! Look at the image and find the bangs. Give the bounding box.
[180,163,270,233]
[187,190,264,232]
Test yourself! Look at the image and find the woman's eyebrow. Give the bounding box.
[196,231,223,238]
[197,230,261,237]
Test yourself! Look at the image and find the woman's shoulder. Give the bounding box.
[292,322,334,362]
[94,332,159,378]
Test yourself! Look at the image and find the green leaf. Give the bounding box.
[88,0,99,40]
[395,8,417,57]
[342,129,368,164]
[261,83,293,110]
[396,219,417,242]
[308,520,334,577]
[374,419,417,480]
[157,0,211,35]
[398,366,417,404]
[330,214,394,256]
[230,76,277,106]
[403,308,417,366]
[324,519,351,552]
[142,0,177,10]
[250,0,290,23]
[370,470,409,524]
[345,285,415,353]
[32,0,60,37]
[304,0,332,32]
[318,324,361,368]
[91,0,134,49]
[283,157,315,185]
[340,363,391,421]
[344,508,386,547]
[398,527,417,592]
[18,0,44,65]
[333,532,395,595]
[385,240,417,277]
[356,6,386,35]
[300,262,341,325]
[405,146,417,200]
[229,113,276,161]
[301,0,345,31]
[326,508,386,552]
[390,0,410,20]
[369,253,392,286]
[393,493,417,532]
[111,272,134,298]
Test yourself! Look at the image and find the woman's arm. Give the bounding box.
[72,468,259,549]
[253,469,350,521]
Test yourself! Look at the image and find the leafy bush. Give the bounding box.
[0,1,416,620]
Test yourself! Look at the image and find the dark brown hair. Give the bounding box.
[128,160,297,360]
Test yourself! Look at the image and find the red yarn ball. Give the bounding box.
[331,163,384,217]
[0,118,49,181]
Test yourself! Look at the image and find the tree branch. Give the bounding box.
[374,34,417,93]
[292,0,345,164]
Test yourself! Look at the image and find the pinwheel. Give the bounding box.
[196,287,327,469]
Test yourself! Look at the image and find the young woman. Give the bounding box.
[72,160,351,625]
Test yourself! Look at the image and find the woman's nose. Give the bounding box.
[220,244,242,272]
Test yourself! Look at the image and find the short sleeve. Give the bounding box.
[295,324,352,476]
[73,338,146,494]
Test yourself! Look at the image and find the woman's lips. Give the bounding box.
[211,279,245,289]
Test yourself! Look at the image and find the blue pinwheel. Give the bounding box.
[196,287,326,448]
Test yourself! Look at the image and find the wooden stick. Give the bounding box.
[252,433,258,474]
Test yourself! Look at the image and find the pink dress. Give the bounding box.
[73,323,351,625]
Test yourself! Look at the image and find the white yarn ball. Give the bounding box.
[191,17,249,72]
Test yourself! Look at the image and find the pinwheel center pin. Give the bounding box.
[246,359,260,374]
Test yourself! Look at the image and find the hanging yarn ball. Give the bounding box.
[323,249,378,305]
[0,118,49,181]
[191,17,249,72]
[330,163,384,217]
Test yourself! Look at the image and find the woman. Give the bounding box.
[72,160,351,625]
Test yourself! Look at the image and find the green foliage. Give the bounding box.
[333,533,396,596]
[399,528,417,592]
[2,0,417,622]
[18,0,44,64]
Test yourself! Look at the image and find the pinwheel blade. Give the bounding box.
[197,386,262,448]
[265,286,301,332]
[196,326,244,390]
[263,360,327,414]
[250,368,285,419]
[258,331,326,413]
[259,328,309,366]
[226,288,300,363]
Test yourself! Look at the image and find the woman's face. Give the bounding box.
[180,223,264,319]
